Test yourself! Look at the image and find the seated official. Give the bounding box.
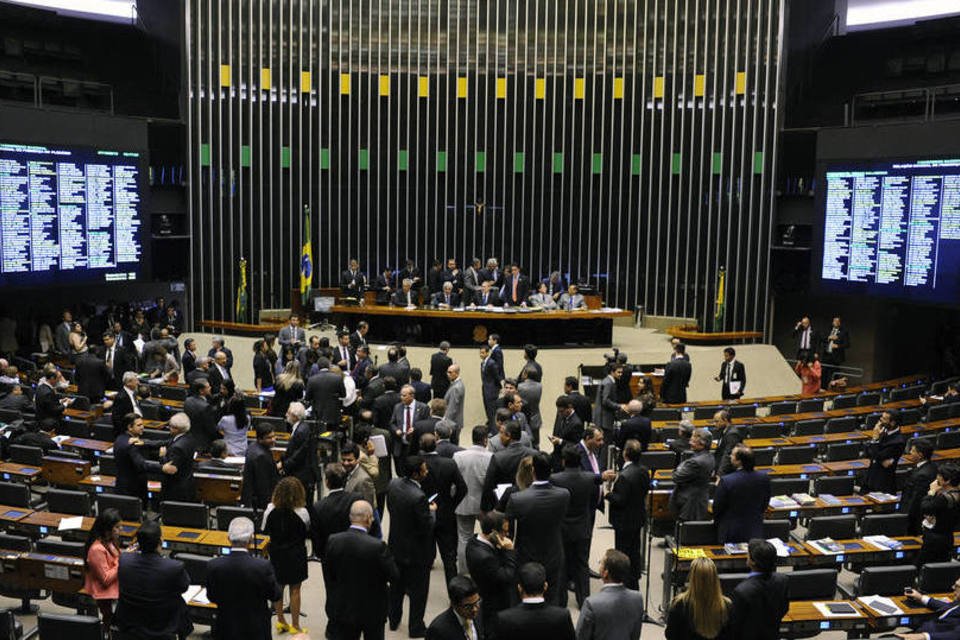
[431,282,461,309]
[558,284,587,311]
[0,383,31,412]
[899,578,960,640]
[528,282,558,309]
[392,278,419,308]
[471,281,501,308]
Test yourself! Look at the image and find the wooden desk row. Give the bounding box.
[780,594,950,636]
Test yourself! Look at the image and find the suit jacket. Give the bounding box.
[181,349,197,379]
[115,552,192,640]
[207,347,234,371]
[863,429,907,493]
[917,597,960,640]
[517,380,543,434]
[331,344,356,372]
[387,477,435,566]
[54,321,72,353]
[443,378,465,433]
[550,468,602,541]
[282,420,318,489]
[466,536,517,626]
[730,573,790,640]
[478,268,503,289]
[505,483,570,574]
[114,432,160,503]
[592,376,620,430]
[380,361,410,387]
[75,352,111,402]
[340,269,367,296]
[370,388,398,427]
[374,274,395,305]
[242,440,279,510]
[206,550,282,640]
[431,292,462,308]
[430,352,453,398]
[576,584,645,640]
[793,325,821,357]
[427,607,482,640]
[409,416,441,456]
[669,450,715,521]
[558,292,586,310]
[421,453,468,524]
[161,433,197,502]
[310,489,364,560]
[462,267,481,303]
[412,380,432,404]
[345,464,377,506]
[901,460,939,533]
[34,383,64,427]
[714,425,748,476]
[278,324,306,347]
[454,446,493,516]
[502,275,531,306]
[324,527,399,625]
[349,330,368,351]
[616,416,652,451]
[497,601,576,640]
[489,345,505,381]
[111,388,141,435]
[389,400,431,454]
[660,358,692,404]
[719,360,747,400]
[713,469,771,543]
[566,391,592,425]
[481,442,536,511]
[391,288,419,307]
[305,370,346,426]
[184,394,221,452]
[822,326,850,363]
[475,290,502,308]
[437,438,463,458]
[605,462,650,533]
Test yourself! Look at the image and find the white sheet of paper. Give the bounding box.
[495,483,512,501]
[812,602,861,618]
[728,380,742,395]
[58,516,84,532]
[857,595,903,616]
[223,456,245,466]
[370,434,389,457]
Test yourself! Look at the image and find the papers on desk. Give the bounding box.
[768,538,792,557]
[862,535,903,551]
[51,435,70,445]
[791,493,817,506]
[808,538,844,555]
[223,456,245,466]
[812,602,861,618]
[866,491,898,502]
[857,595,903,616]
[599,307,623,312]
[58,516,84,532]
[182,585,209,604]
[494,483,512,501]
[769,495,800,509]
[370,434,389,458]
[819,493,841,506]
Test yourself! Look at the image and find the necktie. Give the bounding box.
[106,348,113,368]
[342,347,348,363]
[483,294,488,305]
[512,277,518,301]
[463,619,474,640]
[445,295,450,305]
[588,450,599,473]
[802,329,809,349]
[568,298,573,310]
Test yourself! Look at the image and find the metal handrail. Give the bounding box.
[849,82,960,125]
[0,68,113,114]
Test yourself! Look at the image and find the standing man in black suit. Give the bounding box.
[380,347,409,386]
[206,517,282,640]
[616,400,652,452]
[480,345,501,429]
[551,445,603,608]
[114,520,193,640]
[713,445,771,544]
[504,452,571,606]
[562,377,593,425]
[426,576,483,640]
[862,411,907,494]
[112,371,143,436]
[466,511,517,640]
[311,463,363,560]
[305,357,346,429]
[242,423,280,511]
[208,336,233,371]
[325,500,399,640]
[350,321,370,351]
[114,413,161,506]
[430,342,453,399]
[180,338,198,379]
[333,331,356,372]
[420,433,468,583]
[280,402,318,503]
[487,334,505,381]
[341,258,367,298]
[497,562,576,640]
[160,412,197,503]
[793,316,819,363]
[75,349,111,403]
[716,347,746,400]
[713,409,747,477]
[821,316,850,388]
[605,439,651,590]
[548,397,585,469]
[900,439,939,534]
[729,539,789,640]
[387,456,437,638]
[502,265,531,307]
[661,345,692,404]
[184,378,222,453]
[481,422,536,511]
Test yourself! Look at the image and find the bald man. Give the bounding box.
[615,400,651,452]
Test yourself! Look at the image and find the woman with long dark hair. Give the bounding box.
[83,508,125,635]
[218,391,251,456]
[253,339,275,394]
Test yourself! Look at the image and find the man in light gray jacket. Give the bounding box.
[443,363,466,444]
[517,369,543,448]
[576,549,645,640]
[452,426,493,572]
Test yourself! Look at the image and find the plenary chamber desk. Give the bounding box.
[329,305,632,347]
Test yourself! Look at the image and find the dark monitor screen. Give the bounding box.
[0,140,146,288]
[812,157,960,306]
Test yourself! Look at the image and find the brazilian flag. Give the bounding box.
[713,266,726,332]
[300,205,313,306]
[235,257,248,322]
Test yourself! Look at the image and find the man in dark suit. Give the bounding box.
[208,336,233,371]
[370,375,399,427]
[474,281,501,308]
[669,428,716,522]
[716,347,746,400]
[660,348,692,404]
[35,365,70,428]
[427,576,482,640]
[504,453,570,606]
[577,427,614,519]
[593,366,626,460]
[497,562,576,640]
[616,400,652,452]
[420,433,468,583]
[431,282,461,309]
[341,258,367,298]
[391,278,419,308]
[380,348,410,387]
[75,349,111,402]
[549,396,585,468]
[713,409,747,477]
[481,421,536,511]
[388,456,436,637]
[466,511,517,640]
[183,378,221,453]
[242,423,280,511]
[604,439,651,590]
[793,316,820,362]
[410,369,433,404]
[729,540,789,640]
[311,463,364,560]
[430,342,453,399]
[325,499,398,640]
[374,267,396,305]
[713,445,771,544]
[900,439,939,534]
[160,412,197,503]
[862,411,907,494]
[305,357,346,428]
[180,338,198,380]
[900,578,960,640]
[281,402,319,503]
[332,331,356,372]
[550,445,602,607]
[389,385,430,463]
[350,321,370,351]
[111,370,143,435]
[821,316,850,388]
[114,413,161,506]
[478,258,503,289]
[435,423,463,458]
[480,345,501,429]
[114,520,193,640]
[561,377,592,425]
[206,517,282,640]
[502,265,531,307]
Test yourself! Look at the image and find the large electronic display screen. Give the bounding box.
[813,157,960,306]
[0,141,146,288]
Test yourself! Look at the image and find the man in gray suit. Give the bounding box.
[54,310,73,354]
[593,365,627,462]
[576,549,645,640]
[389,384,430,462]
[453,425,493,572]
[668,428,716,522]
[278,314,306,349]
[518,369,543,448]
[488,408,533,452]
[462,258,482,306]
[443,364,465,444]
[558,284,587,311]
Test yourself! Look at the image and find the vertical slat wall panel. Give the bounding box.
[188,0,782,332]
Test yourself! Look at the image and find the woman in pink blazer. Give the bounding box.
[83,508,124,634]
